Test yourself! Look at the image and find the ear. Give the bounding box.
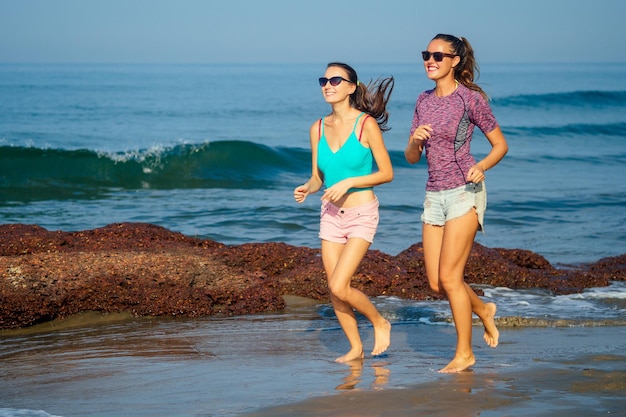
[452,55,461,68]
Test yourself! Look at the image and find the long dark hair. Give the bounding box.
[431,34,489,100]
[326,62,394,131]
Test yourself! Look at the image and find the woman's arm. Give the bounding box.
[466,126,509,183]
[294,121,324,203]
[404,123,431,164]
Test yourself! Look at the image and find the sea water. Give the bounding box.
[1,62,625,417]
[1,62,625,265]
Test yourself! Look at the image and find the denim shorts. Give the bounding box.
[421,182,486,231]
[319,197,379,244]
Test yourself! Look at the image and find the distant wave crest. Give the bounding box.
[505,121,626,138]
[0,141,313,202]
[494,90,626,108]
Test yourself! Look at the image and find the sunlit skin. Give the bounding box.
[294,65,392,363]
[405,38,507,373]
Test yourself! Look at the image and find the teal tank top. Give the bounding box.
[317,112,374,193]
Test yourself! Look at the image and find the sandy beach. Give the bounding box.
[1,298,624,417]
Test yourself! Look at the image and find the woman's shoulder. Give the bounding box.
[457,83,488,102]
[360,112,380,134]
[309,117,326,141]
[415,89,434,105]
[310,115,328,129]
[309,119,321,131]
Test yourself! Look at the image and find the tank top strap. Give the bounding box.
[352,112,364,131]
[352,112,371,142]
[358,115,371,141]
[318,118,324,141]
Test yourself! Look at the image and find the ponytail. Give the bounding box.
[326,62,395,131]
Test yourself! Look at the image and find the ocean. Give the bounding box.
[0,62,625,417]
[2,62,625,265]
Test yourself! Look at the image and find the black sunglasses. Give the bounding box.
[318,76,352,87]
[421,51,457,62]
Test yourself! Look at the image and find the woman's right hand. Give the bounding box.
[294,183,310,203]
[409,124,432,146]
[405,124,432,164]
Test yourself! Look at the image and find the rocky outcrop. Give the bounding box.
[0,223,623,329]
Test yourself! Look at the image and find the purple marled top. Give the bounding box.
[410,84,498,191]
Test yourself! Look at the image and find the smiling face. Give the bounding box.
[321,66,356,105]
[423,39,460,82]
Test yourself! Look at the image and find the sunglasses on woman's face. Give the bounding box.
[421,51,457,62]
[318,76,352,87]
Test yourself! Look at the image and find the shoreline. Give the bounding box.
[2,287,625,337]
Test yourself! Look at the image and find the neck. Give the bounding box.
[434,78,459,97]
[330,103,357,121]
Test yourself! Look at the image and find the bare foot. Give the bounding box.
[371,319,391,356]
[439,354,476,373]
[481,302,499,348]
[335,348,364,363]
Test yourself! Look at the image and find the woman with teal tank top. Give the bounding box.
[294,62,394,363]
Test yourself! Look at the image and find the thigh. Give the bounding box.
[439,209,479,284]
[422,223,444,290]
[321,239,345,278]
[323,238,371,290]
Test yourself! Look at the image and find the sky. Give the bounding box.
[1,0,625,64]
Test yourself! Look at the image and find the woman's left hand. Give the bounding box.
[321,179,351,203]
[466,165,485,183]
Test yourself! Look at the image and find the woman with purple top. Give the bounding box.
[405,34,509,373]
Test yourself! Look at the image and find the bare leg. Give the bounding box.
[322,239,391,362]
[423,210,483,373]
[464,282,499,348]
[423,210,499,359]
[438,212,480,372]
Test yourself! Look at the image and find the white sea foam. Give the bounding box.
[0,410,62,417]
[373,281,626,325]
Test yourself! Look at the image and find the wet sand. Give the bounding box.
[0,302,624,417]
[242,352,626,417]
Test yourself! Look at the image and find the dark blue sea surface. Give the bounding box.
[1,63,625,266]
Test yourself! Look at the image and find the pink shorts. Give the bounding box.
[319,197,379,244]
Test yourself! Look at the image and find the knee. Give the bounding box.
[426,273,443,294]
[328,283,350,302]
[438,273,463,294]
[429,281,442,294]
